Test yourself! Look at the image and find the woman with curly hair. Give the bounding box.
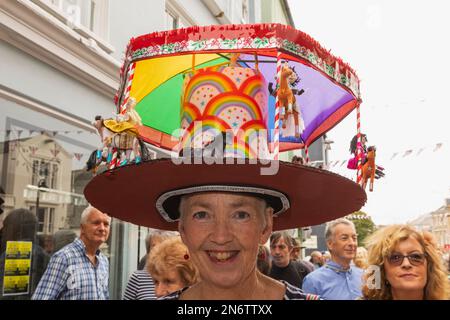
[362,225,449,300]
[147,237,199,298]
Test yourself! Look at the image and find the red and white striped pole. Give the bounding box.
[120,62,136,114]
[304,144,309,164]
[108,148,118,170]
[356,101,362,183]
[273,51,282,161]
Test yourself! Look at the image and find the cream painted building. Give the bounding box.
[431,199,450,252]
[0,133,84,234]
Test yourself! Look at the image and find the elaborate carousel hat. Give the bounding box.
[84,24,366,231]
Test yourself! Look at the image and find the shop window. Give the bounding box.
[29,207,55,235]
[35,0,110,41]
[31,159,59,189]
[165,0,192,29]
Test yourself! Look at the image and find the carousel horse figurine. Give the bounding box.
[269,63,305,138]
[348,133,385,179]
[361,146,376,192]
[87,97,149,174]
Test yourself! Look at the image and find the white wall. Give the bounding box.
[0,41,113,122]
[109,0,166,62]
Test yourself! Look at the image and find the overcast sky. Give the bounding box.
[289,0,450,225]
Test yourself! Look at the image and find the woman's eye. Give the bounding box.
[192,211,208,220]
[234,211,250,220]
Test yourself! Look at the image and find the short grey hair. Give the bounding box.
[80,205,111,225]
[325,218,355,242]
[310,250,322,258]
[144,229,179,253]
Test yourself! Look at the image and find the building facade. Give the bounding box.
[431,199,450,252]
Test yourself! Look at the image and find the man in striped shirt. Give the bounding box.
[32,206,111,300]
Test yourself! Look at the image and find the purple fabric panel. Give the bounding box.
[240,54,354,143]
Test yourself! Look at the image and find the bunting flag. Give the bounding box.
[433,143,443,152]
[50,145,60,159]
[0,129,89,141]
[403,149,413,157]
[325,141,446,169]
[346,214,371,220]
[9,141,17,152]
[29,146,38,156]
[74,153,83,161]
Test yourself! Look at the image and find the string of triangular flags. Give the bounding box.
[3,130,94,162]
[346,214,372,221]
[326,142,445,168]
[8,141,89,162]
[1,129,90,138]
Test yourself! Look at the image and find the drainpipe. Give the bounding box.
[280,0,295,27]
[201,0,231,24]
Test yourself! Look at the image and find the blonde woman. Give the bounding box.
[147,237,199,298]
[354,247,369,269]
[362,225,449,300]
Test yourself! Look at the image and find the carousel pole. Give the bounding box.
[111,61,136,169]
[273,50,282,161]
[356,101,362,183]
[120,62,136,114]
[304,144,309,164]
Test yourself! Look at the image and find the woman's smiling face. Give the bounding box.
[178,192,273,289]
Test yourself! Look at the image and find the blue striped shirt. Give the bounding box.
[32,238,109,300]
[123,269,156,300]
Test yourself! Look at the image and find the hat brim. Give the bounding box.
[84,159,366,231]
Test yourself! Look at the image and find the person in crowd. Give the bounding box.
[302,218,363,300]
[32,206,110,300]
[361,224,449,300]
[354,246,369,269]
[52,230,77,253]
[291,155,304,165]
[290,238,302,261]
[147,237,198,298]
[256,244,272,276]
[123,230,178,300]
[309,251,324,269]
[137,230,178,270]
[322,251,331,264]
[38,234,54,255]
[269,231,313,288]
[0,208,50,300]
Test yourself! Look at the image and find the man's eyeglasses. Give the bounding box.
[386,253,427,266]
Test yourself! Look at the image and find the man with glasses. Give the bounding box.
[302,218,363,300]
